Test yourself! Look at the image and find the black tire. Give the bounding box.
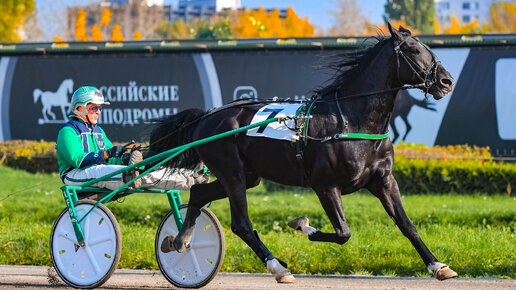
[50,199,122,289]
[155,204,225,288]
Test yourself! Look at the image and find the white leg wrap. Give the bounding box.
[427,262,448,274]
[301,226,317,237]
[266,259,295,283]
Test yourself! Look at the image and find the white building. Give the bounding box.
[435,0,494,27]
[101,0,164,6]
[178,0,241,11]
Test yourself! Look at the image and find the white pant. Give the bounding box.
[63,165,202,191]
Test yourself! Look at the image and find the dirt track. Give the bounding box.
[1,265,515,289]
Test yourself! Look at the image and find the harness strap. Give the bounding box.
[333,132,390,140]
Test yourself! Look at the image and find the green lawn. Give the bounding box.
[0,165,515,278]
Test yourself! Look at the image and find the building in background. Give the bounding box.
[435,0,494,27]
[178,0,241,11]
[101,0,165,6]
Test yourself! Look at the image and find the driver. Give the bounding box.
[56,86,208,191]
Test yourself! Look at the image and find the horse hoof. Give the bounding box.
[160,235,176,253]
[287,216,309,231]
[436,267,458,280]
[276,274,296,283]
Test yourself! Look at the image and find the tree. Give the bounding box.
[384,0,435,34]
[482,1,516,33]
[0,0,36,42]
[328,0,372,36]
[155,20,194,39]
[111,25,124,41]
[233,6,313,38]
[75,9,88,41]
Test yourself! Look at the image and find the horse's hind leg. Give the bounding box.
[367,174,458,280]
[167,180,228,253]
[172,173,262,251]
[289,186,351,244]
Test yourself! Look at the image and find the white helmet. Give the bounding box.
[71,86,110,116]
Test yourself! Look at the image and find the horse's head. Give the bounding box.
[388,23,454,100]
[62,79,74,94]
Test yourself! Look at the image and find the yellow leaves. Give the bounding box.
[483,1,516,33]
[0,0,36,42]
[92,24,102,41]
[394,143,492,163]
[66,6,140,42]
[233,6,314,38]
[133,31,142,40]
[443,15,461,34]
[433,21,439,35]
[52,37,67,47]
[437,2,516,34]
[75,9,88,41]
[111,25,124,42]
[100,7,112,26]
[440,15,483,34]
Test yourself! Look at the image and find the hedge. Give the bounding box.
[1,140,514,194]
[262,158,515,195]
[0,140,57,173]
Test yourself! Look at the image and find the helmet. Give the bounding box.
[71,86,110,116]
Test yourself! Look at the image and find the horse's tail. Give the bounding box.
[33,89,42,103]
[148,108,206,170]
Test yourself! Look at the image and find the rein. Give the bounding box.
[149,36,439,152]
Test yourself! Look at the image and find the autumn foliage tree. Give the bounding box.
[483,1,516,33]
[0,0,35,42]
[233,7,314,38]
[70,7,141,42]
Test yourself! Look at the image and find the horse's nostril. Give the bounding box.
[441,78,453,87]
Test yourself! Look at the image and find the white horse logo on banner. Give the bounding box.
[33,79,74,125]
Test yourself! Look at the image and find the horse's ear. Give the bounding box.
[388,22,403,42]
[398,25,412,36]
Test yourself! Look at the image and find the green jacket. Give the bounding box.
[56,117,121,179]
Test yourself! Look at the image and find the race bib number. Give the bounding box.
[246,103,302,141]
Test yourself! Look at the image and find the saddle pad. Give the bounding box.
[246,103,303,141]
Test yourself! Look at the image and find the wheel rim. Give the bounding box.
[51,203,119,286]
[156,207,223,287]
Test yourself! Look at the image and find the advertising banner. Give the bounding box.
[1,46,516,156]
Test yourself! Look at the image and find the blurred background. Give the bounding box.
[3,0,516,43]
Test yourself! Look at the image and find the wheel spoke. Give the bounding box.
[83,209,91,242]
[57,228,77,244]
[190,240,217,249]
[189,249,203,276]
[85,246,102,274]
[88,235,113,247]
[69,247,84,268]
[169,250,188,269]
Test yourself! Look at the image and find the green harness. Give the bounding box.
[295,99,390,144]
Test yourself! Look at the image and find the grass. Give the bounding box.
[0,165,515,278]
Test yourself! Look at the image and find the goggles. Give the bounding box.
[87,105,102,113]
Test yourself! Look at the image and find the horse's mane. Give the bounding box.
[316,34,390,97]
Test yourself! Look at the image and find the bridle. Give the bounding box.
[394,35,440,97]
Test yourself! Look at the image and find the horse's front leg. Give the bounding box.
[367,173,458,280]
[288,186,351,244]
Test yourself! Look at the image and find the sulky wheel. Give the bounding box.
[155,204,225,288]
[50,199,121,288]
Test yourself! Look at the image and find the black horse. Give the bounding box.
[149,24,457,282]
[390,90,437,143]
